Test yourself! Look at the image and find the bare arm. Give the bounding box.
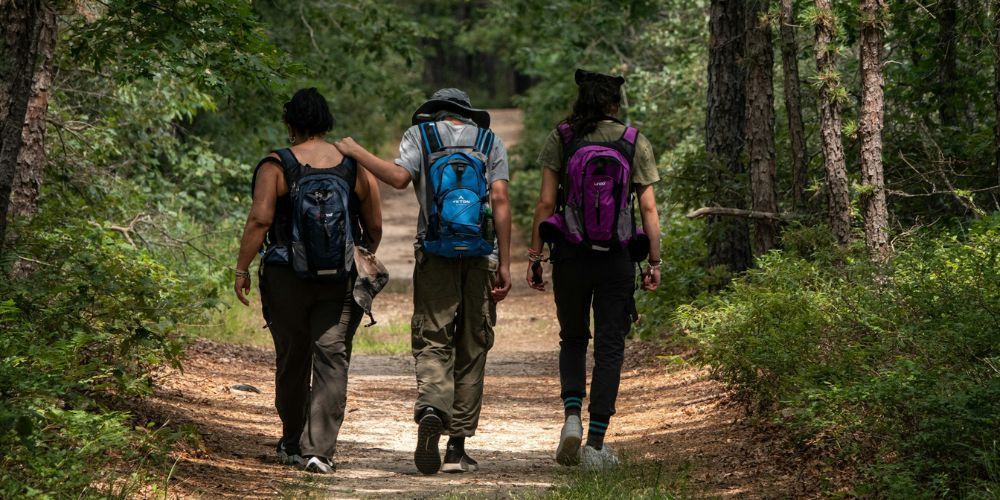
[335,137,412,189]
[636,184,662,290]
[234,162,280,305]
[356,168,384,252]
[528,168,560,253]
[490,180,512,302]
[526,168,560,291]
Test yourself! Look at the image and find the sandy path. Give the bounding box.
[145,109,808,498]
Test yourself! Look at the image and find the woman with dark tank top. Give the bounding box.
[234,88,382,474]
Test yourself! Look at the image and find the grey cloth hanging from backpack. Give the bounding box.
[352,246,389,327]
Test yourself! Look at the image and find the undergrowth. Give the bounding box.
[675,219,1000,496]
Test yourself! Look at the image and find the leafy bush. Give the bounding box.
[677,220,1000,496]
[0,215,218,496]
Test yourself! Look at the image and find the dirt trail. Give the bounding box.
[148,109,804,498]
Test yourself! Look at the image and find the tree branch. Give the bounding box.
[686,207,791,221]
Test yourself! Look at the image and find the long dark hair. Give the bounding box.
[564,78,622,137]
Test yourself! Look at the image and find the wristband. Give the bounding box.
[234,268,251,279]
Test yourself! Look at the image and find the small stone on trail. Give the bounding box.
[231,383,261,393]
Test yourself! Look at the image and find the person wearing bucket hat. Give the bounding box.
[526,69,662,469]
[234,88,384,474]
[334,88,512,475]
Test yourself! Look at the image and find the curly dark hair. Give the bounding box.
[565,78,622,137]
[282,87,334,138]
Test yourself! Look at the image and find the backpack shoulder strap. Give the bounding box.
[473,128,495,155]
[336,156,359,188]
[418,122,443,155]
[618,126,639,162]
[250,156,282,196]
[556,122,573,145]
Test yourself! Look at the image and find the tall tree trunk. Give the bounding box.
[12,3,56,222]
[859,0,890,261]
[937,0,959,128]
[0,0,47,249]
[746,0,779,255]
[994,0,1000,188]
[706,0,752,274]
[814,0,852,245]
[779,0,808,211]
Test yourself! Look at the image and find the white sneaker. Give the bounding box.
[555,415,583,466]
[304,456,335,474]
[581,444,619,470]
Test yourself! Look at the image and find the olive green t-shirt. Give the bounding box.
[536,120,659,186]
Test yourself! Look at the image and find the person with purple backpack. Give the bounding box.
[526,69,661,468]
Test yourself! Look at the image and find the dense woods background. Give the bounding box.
[2,0,999,497]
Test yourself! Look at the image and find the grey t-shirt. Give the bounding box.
[395,120,510,247]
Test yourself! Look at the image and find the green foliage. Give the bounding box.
[194,0,429,161]
[678,220,1000,495]
[0,217,216,496]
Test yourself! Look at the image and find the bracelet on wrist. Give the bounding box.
[234,268,250,279]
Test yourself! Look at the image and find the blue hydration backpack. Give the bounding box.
[273,148,357,281]
[418,122,495,258]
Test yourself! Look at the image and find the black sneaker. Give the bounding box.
[276,439,305,466]
[442,447,479,473]
[414,407,443,475]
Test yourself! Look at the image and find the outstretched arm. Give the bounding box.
[335,137,412,189]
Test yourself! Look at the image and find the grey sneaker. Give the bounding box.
[276,440,305,466]
[555,415,583,466]
[581,444,620,470]
[304,456,335,474]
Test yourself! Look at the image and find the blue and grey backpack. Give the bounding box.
[418,122,496,257]
[254,148,358,281]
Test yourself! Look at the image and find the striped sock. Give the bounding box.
[563,396,583,418]
[587,416,609,450]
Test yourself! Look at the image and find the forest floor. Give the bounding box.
[140,110,817,498]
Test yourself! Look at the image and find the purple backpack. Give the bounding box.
[540,121,649,260]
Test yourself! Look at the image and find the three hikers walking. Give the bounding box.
[234,71,659,475]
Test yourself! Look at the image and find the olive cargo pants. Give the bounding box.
[260,264,363,460]
[411,249,496,437]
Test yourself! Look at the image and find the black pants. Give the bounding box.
[552,248,635,420]
[260,264,363,459]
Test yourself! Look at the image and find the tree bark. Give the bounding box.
[813,0,852,245]
[937,0,959,128]
[779,0,808,211]
[859,0,890,261]
[12,3,56,222]
[994,0,1000,188]
[0,0,46,248]
[746,0,779,256]
[706,0,752,274]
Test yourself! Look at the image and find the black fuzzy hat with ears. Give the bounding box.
[575,69,626,87]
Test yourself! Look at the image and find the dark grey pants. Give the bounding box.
[552,249,635,421]
[260,264,363,459]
